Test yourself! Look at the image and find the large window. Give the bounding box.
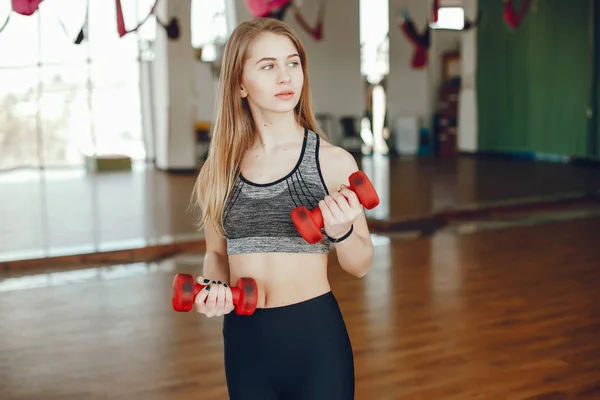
[191,0,230,63]
[360,0,389,84]
[429,7,465,31]
[0,0,155,171]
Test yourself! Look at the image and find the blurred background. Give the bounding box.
[1,0,599,399]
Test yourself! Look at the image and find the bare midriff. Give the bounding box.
[228,252,331,308]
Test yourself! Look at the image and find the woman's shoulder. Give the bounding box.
[316,135,360,191]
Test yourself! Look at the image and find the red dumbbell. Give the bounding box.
[290,170,380,244]
[171,274,259,316]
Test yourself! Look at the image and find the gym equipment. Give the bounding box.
[292,0,326,41]
[244,0,326,41]
[504,0,532,30]
[12,0,44,16]
[399,8,430,69]
[172,274,259,316]
[245,0,291,18]
[116,0,179,40]
[290,170,379,244]
[431,0,439,22]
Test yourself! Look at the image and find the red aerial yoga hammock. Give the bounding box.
[244,0,325,41]
[4,0,177,42]
[115,0,180,39]
[431,0,439,23]
[398,5,480,69]
[504,0,532,30]
[116,0,158,37]
[399,8,429,69]
[292,0,325,41]
[11,0,44,16]
[3,0,85,43]
[245,0,291,18]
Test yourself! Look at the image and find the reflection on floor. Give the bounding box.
[1,154,600,266]
[1,217,599,399]
[0,235,392,293]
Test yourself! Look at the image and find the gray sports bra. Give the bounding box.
[223,129,331,255]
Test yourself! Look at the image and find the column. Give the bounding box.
[149,0,198,171]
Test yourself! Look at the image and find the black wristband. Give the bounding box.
[327,225,354,243]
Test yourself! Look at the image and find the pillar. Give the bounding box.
[149,0,198,171]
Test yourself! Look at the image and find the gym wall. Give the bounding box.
[476,0,597,159]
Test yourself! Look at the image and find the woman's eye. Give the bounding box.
[261,61,299,70]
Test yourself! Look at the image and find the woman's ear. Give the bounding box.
[240,85,248,98]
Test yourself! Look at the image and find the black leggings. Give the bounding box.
[222,291,355,400]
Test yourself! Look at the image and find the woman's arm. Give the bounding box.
[202,221,231,284]
[195,218,235,318]
[328,203,373,278]
[318,142,374,278]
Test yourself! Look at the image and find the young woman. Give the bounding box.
[192,17,374,400]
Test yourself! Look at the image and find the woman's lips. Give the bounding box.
[275,90,294,100]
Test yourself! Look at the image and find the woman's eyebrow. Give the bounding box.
[255,53,300,64]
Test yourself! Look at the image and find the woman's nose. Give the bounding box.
[277,70,291,84]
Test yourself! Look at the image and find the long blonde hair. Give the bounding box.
[192,18,326,237]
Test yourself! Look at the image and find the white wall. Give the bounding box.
[147,0,198,170]
[386,0,463,130]
[387,0,431,129]
[457,0,478,152]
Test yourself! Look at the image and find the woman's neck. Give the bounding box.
[252,110,304,150]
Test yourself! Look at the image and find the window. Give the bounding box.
[359,0,389,84]
[191,0,230,63]
[0,0,155,171]
[429,7,465,31]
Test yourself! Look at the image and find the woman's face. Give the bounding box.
[240,32,304,115]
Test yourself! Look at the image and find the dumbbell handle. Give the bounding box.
[299,170,380,228]
[185,282,245,305]
[172,274,257,313]
[290,171,379,245]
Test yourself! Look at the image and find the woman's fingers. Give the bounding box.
[224,284,235,313]
[193,285,211,314]
[193,280,236,318]
[204,281,220,317]
[215,282,226,314]
[196,276,211,285]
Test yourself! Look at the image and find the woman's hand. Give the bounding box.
[193,277,235,317]
[319,184,362,240]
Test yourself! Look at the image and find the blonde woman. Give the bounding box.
[192,17,374,399]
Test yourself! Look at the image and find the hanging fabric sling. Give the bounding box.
[160,16,180,39]
[54,0,88,45]
[399,8,429,69]
[115,0,180,40]
[431,0,439,22]
[116,0,158,37]
[504,0,532,30]
[245,0,292,19]
[0,13,10,35]
[463,10,483,31]
[7,0,86,43]
[292,0,325,41]
[11,0,44,16]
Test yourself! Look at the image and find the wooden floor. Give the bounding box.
[2,154,600,264]
[1,216,599,399]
